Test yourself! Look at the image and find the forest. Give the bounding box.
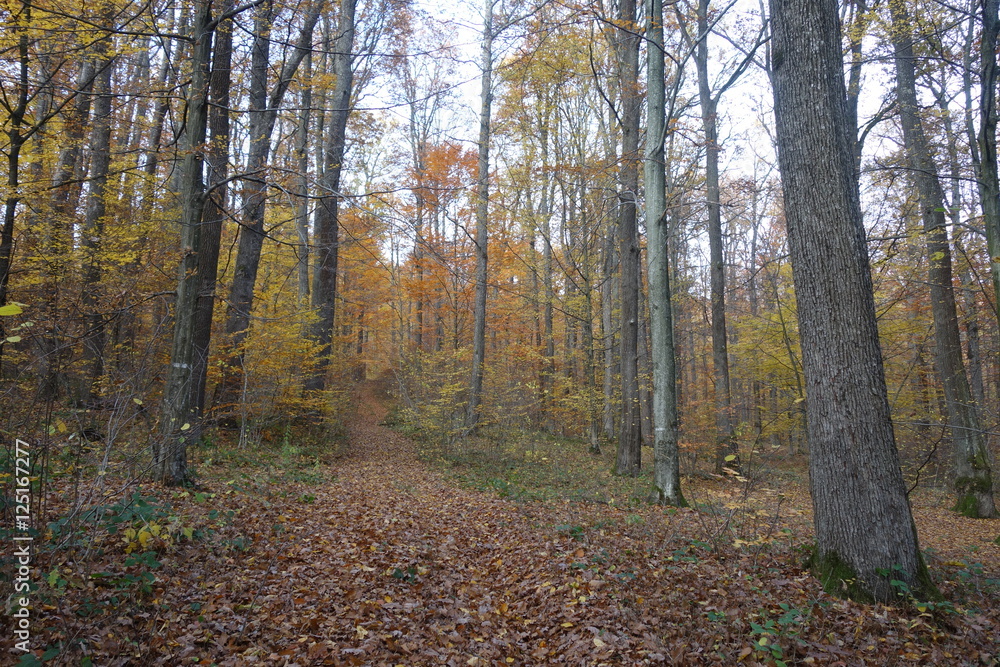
[1,0,1000,662]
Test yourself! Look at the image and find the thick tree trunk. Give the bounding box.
[645,0,683,504]
[770,0,938,601]
[614,0,642,476]
[307,0,356,392]
[890,2,995,518]
[465,0,494,430]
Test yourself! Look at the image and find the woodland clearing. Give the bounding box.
[4,382,999,666]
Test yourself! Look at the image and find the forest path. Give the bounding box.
[33,383,1000,665]
[226,381,668,664]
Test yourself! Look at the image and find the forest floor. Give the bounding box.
[5,382,1000,665]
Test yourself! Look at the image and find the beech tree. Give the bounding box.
[159,0,214,485]
[645,0,684,504]
[613,0,643,476]
[769,0,937,601]
[465,0,496,430]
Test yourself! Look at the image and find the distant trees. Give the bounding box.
[889,0,995,518]
[0,0,996,545]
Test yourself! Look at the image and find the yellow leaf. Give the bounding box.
[724,454,737,462]
[0,304,23,316]
[133,398,143,405]
[593,637,606,647]
[560,622,573,628]
[138,529,152,547]
[180,423,190,431]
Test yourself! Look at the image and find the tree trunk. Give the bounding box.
[0,2,32,370]
[308,0,356,392]
[540,123,555,428]
[695,0,737,474]
[465,0,494,430]
[601,226,617,441]
[976,0,1000,322]
[889,1,995,518]
[80,49,116,401]
[190,0,234,439]
[770,0,938,601]
[613,0,642,476]
[296,52,313,307]
[158,0,213,486]
[645,0,683,504]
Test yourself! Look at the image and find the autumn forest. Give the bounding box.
[2,0,1000,662]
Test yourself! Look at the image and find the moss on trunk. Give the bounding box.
[807,546,941,604]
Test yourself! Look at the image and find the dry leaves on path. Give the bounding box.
[5,384,999,665]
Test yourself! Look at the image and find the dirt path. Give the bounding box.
[218,383,667,665]
[25,383,1000,665]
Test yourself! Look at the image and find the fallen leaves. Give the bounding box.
[7,383,1000,665]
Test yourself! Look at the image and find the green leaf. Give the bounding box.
[0,304,23,316]
[180,423,190,431]
[6,335,21,343]
[724,454,737,462]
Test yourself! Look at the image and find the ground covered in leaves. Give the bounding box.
[5,384,1000,665]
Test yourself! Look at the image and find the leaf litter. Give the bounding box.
[5,384,999,665]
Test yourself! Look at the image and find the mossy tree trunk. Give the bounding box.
[769,0,939,602]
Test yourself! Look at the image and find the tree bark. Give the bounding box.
[645,0,684,504]
[158,0,213,486]
[190,0,234,439]
[465,0,494,430]
[770,0,938,601]
[976,0,1000,321]
[613,0,642,476]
